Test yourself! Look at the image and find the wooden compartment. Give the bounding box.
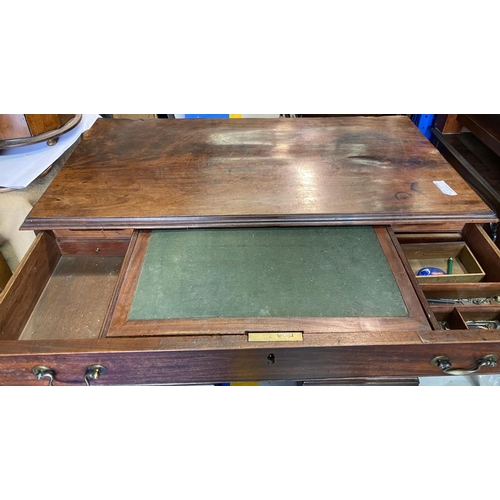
[431,307,467,331]
[395,223,500,344]
[397,224,500,303]
[0,232,126,342]
[401,241,485,283]
[459,307,500,330]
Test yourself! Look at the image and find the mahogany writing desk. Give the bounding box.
[2,116,500,385]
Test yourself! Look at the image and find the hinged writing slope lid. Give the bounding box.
[104,226,431,337]
[23,116,496,230]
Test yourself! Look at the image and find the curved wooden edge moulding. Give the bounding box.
[0,114,82,149]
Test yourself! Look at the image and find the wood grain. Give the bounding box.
[434,114,463,134]
[57,239,130,256]
[0,337,499,385]
[23,116,496,230]
[421,282,500,299]
[25,114,61,136]
[20,255,123,341]
[463,223,500,282]
[0,114,30,140]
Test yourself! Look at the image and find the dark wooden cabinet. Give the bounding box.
[1,116,500,385]
[433,115,500,218]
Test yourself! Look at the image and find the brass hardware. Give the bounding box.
[248,332,303,342]
[46,137,59,146]
[431,354,498,376]
[84,364,107,386]
[32,366,55,386]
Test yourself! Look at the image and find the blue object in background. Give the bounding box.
[184,114,230,119]
[411,114,436,140]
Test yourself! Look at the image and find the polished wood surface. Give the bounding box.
[25,114,61,137]
[0,114,30,140]
[1,336,499,385]
[23,116,495,230]
[0,114,63,141]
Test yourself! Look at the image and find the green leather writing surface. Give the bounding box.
[129,227,408,319]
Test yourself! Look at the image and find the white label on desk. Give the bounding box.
[433,181,457,196]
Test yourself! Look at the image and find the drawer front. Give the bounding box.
[1,342,500,385]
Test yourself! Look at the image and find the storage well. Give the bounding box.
[401,241,485,283]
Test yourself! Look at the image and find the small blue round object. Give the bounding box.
[417,267,446,276]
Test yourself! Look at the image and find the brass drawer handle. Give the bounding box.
[32,366,55,386]
[84,364,107,386]
[32,364,107,385]
[431,354,498,376]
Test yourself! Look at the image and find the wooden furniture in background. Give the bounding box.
[432,115,500,219]
[0,114,80,148]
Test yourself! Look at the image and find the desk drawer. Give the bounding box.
[1,226,500,385]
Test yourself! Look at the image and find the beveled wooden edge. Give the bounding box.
[100,230,143,338]
[374,227,432,330]
[421,282,500,299]
[21,211,498,231]
[107,316,431,337]
[103,227,432,338]
[5,332,500,357]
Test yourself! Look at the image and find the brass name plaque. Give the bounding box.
[247,332,304,342]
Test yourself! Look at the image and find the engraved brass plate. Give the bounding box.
[247,332,303,342]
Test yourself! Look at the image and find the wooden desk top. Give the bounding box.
[23,116,496,230]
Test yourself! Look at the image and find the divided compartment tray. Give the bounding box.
[401,241,485,283]
[432,306,500,331]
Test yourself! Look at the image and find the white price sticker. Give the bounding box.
[433,181,457,196]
